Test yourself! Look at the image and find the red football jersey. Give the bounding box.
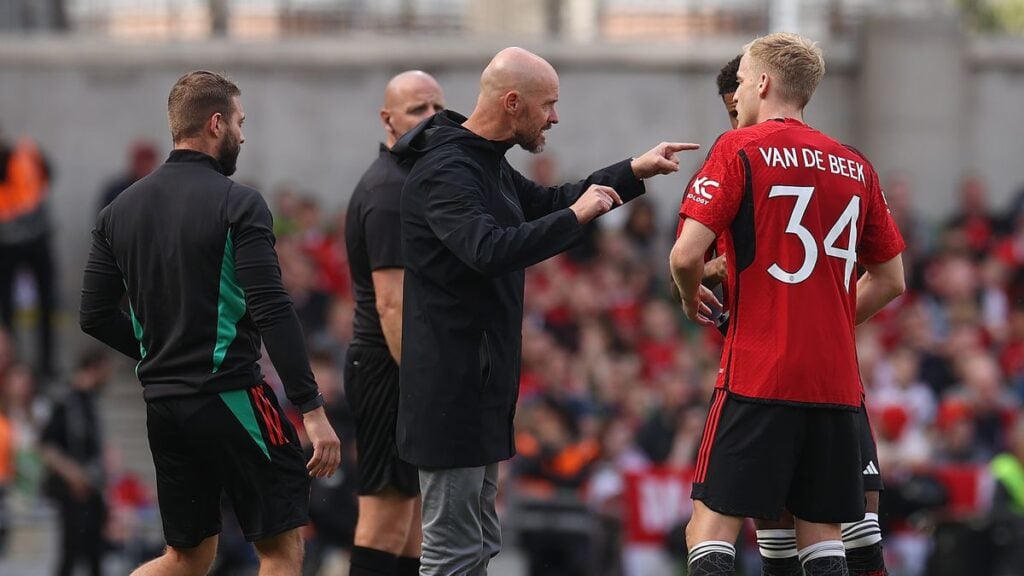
[679,119,904,407]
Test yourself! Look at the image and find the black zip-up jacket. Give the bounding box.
[393,111,645,468]
[80,150,319,408]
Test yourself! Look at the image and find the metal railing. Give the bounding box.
[0,0,994,41]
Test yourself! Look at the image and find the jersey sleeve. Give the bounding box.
[679,136,745,236]
[858,170,906,265]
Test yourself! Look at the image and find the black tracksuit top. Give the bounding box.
[393,111,646,468]
[80,149,319,407]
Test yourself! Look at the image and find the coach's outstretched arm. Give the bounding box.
[855,255,906,325]
[509,142,697,220]
[423,159,633,277]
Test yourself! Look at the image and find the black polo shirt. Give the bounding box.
[345,144,406,349]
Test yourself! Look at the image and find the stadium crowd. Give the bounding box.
[0,136,1023,575]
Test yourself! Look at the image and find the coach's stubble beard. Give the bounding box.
[516,123,552,154]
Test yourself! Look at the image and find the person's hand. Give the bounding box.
[702,255,728,288]
[65,466,93,501]
[631,142,701,179]
[570,184,622,225]
[302,406,341,478]
[681,284,722,327]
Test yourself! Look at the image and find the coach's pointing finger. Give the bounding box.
[631,141,701,179]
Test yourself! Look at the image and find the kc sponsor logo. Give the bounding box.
[688,176,719,205]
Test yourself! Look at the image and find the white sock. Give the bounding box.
[688,540,736,566]
[756,528,798,558]
[840,512,882,550]
[799,540,846,565]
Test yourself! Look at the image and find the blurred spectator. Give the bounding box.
[935,399,988,464]
[0,130,57,380]
[304,349,358,575]
[531,154,600,264]
[634,377,699,465]
[309,298,355,373]
[278,235,331,338]
[989,417,1024,575]
[513,395,601,576]
[944,173,1000,257]
[1002,305,1024,401]
[0,328,15,375]
[40,349,111,576]
[994,208,1024,305]
[96,141,158,212]
[979,255,1012,344]
[313,209,351,299]
[272,184,303,238]
[103,448,160,567]
[635,300,683,383]
[0,372,11,557]
[883,174,932,292]
[884,174,931,255]
[946,354,1019,459]
[621,198,664,273]
[871,346,937,426]
[1,363,46,498]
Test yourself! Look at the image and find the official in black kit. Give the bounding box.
[79,71,340,575]
[344,71,444,576]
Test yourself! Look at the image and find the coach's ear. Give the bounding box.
[502,90,521,115]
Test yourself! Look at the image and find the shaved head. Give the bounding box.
[479,47,558,99]
[381,70,445,147]
[384,70,442,110]
[467,47,560,153]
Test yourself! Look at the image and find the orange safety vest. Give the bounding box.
[0,139,48,221]
[0,415,13,483]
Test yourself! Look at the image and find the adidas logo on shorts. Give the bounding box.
[863,461,880,475]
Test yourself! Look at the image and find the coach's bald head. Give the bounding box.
[381,70,445,148]
[465,47,560,153]
[480,47,558,99]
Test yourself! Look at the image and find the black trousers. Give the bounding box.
[55,491,106,576]
[0,234,56,377]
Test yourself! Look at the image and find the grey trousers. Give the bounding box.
[419,463,501,576]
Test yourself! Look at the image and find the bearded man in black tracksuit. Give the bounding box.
[80,71,340,575]
[394,47,701,576]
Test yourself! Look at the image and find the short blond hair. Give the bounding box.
[743,33,824,108]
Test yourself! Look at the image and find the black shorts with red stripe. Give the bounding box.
[691,390,865,524]
[146,381,310,548]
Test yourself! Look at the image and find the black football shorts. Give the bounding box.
[344,345,419,497]
[691,390,865,524]
[857,404,884,492]
[147,381,310,547]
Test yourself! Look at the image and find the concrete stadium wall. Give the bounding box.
[0,18,1021,346]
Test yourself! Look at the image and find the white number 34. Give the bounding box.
[767,185,860,291]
